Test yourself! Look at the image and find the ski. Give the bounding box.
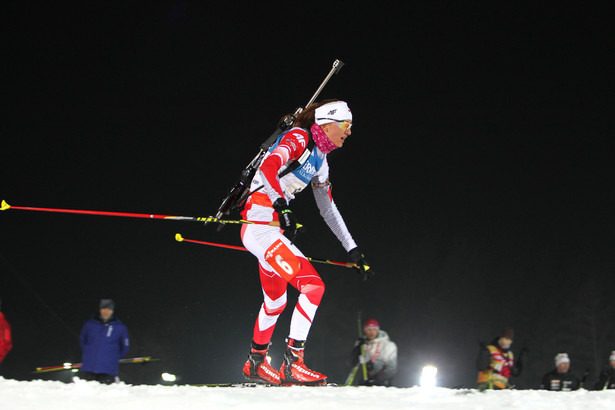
[191,382,338,387]
[34,356,158,373]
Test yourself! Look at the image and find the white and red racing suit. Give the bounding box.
[240,126,357,345]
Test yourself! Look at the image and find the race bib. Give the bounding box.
[264,239,301,281]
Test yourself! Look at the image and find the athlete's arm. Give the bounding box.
[312,167,357,251]
[259,129,308,204]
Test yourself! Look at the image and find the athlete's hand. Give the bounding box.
[348,248,373,281]
[273,199,304,242]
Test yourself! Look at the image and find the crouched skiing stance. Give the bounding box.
[241,100,371,385]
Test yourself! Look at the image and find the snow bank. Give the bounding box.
[1,377,614,410]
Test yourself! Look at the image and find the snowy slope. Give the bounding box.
[1,377,614,410]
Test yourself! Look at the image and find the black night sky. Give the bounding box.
[1,3,613,388]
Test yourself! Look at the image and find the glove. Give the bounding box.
[273,199,303,242]
[348,247,373,281]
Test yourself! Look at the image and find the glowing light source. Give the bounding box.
[420,365,438,388]
[63,362,72,369]
[161,372,177,382]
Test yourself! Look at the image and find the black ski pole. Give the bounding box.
[1,201,282,227]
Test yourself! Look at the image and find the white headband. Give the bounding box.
[555,353,570,366]
[315,101,352,125]
[610,351,615,361]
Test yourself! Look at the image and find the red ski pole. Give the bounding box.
[175,234,355,268]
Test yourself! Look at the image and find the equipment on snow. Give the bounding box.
[33,356,157,374]
[213,59,344,223]
[188,382,338,387]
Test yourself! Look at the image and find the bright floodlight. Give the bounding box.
[63,362,72,369]
[420,365,438,388]
[161,372,177,382]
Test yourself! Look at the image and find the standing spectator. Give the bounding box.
[541,353,580,391]
[594,350,615,390]
[350,318,398,386]
[476,327,524,390]
[79,299,129,384]
[0,298,13,366]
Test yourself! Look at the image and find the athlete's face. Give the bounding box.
[322,120,352,148]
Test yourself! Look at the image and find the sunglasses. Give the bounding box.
[318,118,353,131]
[337,121,352,131]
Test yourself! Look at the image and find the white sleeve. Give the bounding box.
[311,161,357,252]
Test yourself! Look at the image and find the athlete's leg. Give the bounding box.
[287,260,325,341]
[252,262,288,345]
[241,221,327,384]
[242,222,290,344]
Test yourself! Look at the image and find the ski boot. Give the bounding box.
[243,342,281,385]
[279,338,327,385]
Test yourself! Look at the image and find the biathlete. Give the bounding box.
[241,100,371,385]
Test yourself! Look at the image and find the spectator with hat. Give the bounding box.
[540,353,580,391]
[78,299,130,384]
[350,318,398,386]
[476,327,524,390]
[593,350,615,390]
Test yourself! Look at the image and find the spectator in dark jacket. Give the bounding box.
[594,350,615,390]
[79,299,129,384]
[541,353,580,391]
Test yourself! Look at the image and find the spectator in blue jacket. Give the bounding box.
[79,299,129,384]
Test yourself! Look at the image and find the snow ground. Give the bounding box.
[1,377,614,410]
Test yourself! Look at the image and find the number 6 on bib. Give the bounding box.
[264,239,302,281]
